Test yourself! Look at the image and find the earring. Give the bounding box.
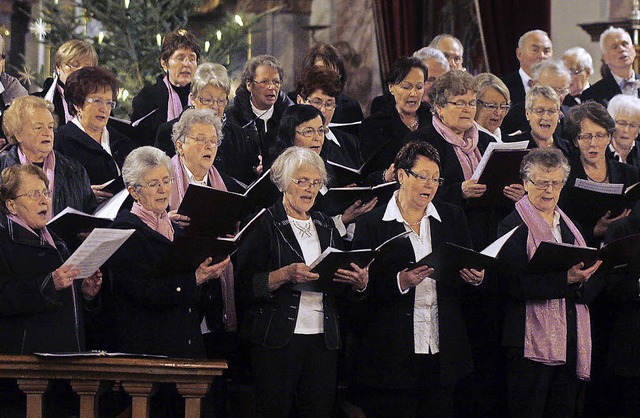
[399,182,404,189]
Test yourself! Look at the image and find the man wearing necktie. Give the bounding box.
[582,27,639,106]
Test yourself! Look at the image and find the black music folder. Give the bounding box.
[314,182,396,216]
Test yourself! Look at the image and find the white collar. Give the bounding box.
[612,71,636,86]
[325,128,341,147]
[71,116,108,145]
[519,68,532,93]
[250,100,274,122]
[475,121,502,142]
[382,191,441,224]
[609,142,635,162]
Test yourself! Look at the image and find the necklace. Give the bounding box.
[290,218,313,238]
[396,196,424,227]
[407,118,419,131]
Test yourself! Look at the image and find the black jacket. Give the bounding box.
[235,201,343,350]
[330,93,364,137]
[605,141,640,169]
[581,72,640,107]
[0,145,96,215]
[107,211,205,358]
[130,75,190,147]
[228,84,293,158]
[497,211,607,349]
[155,112,261,185]
[351,200,474,388]
[358,102,432,180]
[501,71,528,135]
[0,214,86,354]
[33,77,66,126]
[506,129,575,159]
[54,122,136,185]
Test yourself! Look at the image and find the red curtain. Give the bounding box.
[477,0,551,77]
[373,0,419,80]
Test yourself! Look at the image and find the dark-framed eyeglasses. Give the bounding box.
[527,178,564,190]
[478,99,511,112]
[576,132,610,142]
[447,100,477,109]
[307,98,337,110]
[406,169,444,185]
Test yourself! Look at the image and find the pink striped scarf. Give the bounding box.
[432,114,481,180]
[18,146,56,220]
[515,196,592,380]
[168,154,237,331]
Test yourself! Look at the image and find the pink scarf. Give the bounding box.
[8,214,57,249]
[432,114,482,180]
[163,75,190,121]
[18,146,56,220]
[168,154,237,331]
[130,201,174,242]
[515,196,592,380]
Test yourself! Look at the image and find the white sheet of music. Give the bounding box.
[471,141,529,180]
[574,178,624,195]
[93,188,129,219]
[62,228,135,278]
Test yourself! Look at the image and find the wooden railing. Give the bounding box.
[0,354,228,418]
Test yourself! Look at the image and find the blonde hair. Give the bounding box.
[3,96,56,145]
[54,40,98,71]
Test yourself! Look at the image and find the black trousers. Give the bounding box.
[506,347,582,418]
[359,353,454,418]
[250,334,338,418]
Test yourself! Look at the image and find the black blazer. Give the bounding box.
[323,129,363,170]
[54,122,137,186]
[351,200,474,388]
[605,141,640,169]
[0,145,97,215]
[107,211,206,358]
[358,103,432,181]
[130,75,190,147]
[559,156,639,246]
[0,214,86,354]
[581,72,640,107]
[33,77,66,126]
[497,211,607,349]
[603,207,640,376]
[235,201,343,350]
[506,130,575,159]
[501,71,528,135]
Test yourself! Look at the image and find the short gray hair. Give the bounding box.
[600,26,631,54]
[520,147,570,183]
[525,84,559,109]
[475,73,510,103]
[270,146,328,192]
[531,59,570,83]
[428,34,464,53]
[172,108,223,147]
[413,47,450,71]
[608,94,640,120]
[191,62,230,97]
[562,47,594,75]
[241,54,284,86]
[122,146,171,189]
[518,29,550,49]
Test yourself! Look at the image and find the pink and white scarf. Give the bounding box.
[432,114,482,180]
[163,75,191,122]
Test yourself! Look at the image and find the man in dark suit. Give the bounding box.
[501,30,553,136]
[582,27,639,106]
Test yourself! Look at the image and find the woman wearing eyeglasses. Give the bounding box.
[351,141,482,417]
[558,101,639,247]
[606,94,640,168]
[107,146,230,358]
[130,30,200,147]
[236,146,367,417]
[474,73,512,142]
[508,85,573,157]
[53,66,136,203]
[497,147,604,418]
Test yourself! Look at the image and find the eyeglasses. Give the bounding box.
[307,98,337,110]
[138,177,174,190]
[85,97,118,109]
[252,79,282,88]
[577,132,611,142]
[291,178,325,189]
[569,68,586,76]
[196,96,227,107]
[528,107,558,116]
[616,120,640,129]
[447,100,477,109]
[13,189,53,200]
[552,87,569,96]
[170,55,197,64]
[296,127,329,138]
[406,169,444,185]
[64,61,84,70]
[528,179,565,190]
[478,99,511,112]
[443,52,463,63]
[186,135,222,147]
